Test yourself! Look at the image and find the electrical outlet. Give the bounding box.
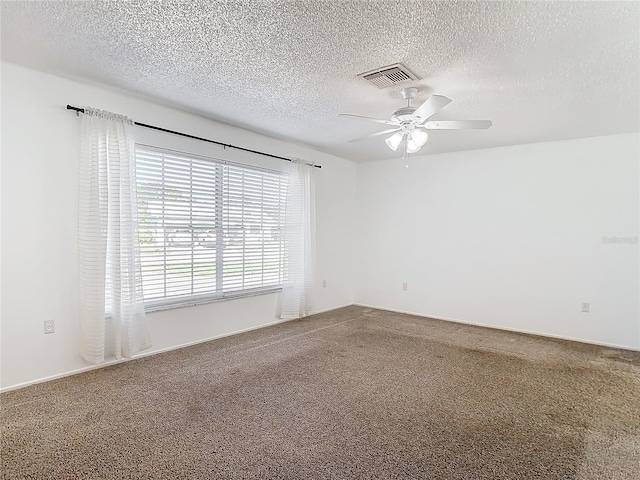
[581,303,590,313]
[402,283,408,291]
[323,280,327,288]
[44,320,55,334]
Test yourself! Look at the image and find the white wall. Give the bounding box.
[356,134,640,350]
[0,61,357,390]
[2,60,638,391]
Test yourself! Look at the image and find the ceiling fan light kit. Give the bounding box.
[407,130,428,152]
[340,87,492,158]
[384,132,403,151]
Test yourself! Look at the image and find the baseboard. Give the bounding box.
[311,302,354,315]
[0,359,128,393]
[9,301,633,393]
[353,303,640,353]
[1,302,356,393]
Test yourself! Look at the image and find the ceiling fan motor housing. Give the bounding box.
[391,106,417,123]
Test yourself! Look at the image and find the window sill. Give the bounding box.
[143,286,284,314]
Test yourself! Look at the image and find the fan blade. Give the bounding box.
[411,95,452,122]
[347,128,401,143]
[339,113,399,126]
[422,120,492,130]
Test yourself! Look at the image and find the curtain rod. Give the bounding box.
[66,105,321,169]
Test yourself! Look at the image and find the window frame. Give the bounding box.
[134,144,287,312]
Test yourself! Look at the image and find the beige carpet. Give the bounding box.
[2,306,639,479]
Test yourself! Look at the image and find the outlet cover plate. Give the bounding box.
[44,320,55,334]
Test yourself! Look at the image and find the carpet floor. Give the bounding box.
[2,306,639,479]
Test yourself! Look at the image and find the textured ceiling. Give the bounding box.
[2,1,639,162]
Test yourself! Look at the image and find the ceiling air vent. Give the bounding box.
[358,63,419,88]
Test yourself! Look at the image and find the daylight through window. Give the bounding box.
[135,146,287,310]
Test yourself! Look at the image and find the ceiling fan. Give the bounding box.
[340,87,492,157]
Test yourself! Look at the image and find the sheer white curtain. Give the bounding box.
[280,159,316,320]
[78,107,151,364]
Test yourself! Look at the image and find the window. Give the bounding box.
[135,146,287,310]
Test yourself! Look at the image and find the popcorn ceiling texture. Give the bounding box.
[1,1,638,161]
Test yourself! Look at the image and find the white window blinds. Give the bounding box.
[135,146,287,310]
